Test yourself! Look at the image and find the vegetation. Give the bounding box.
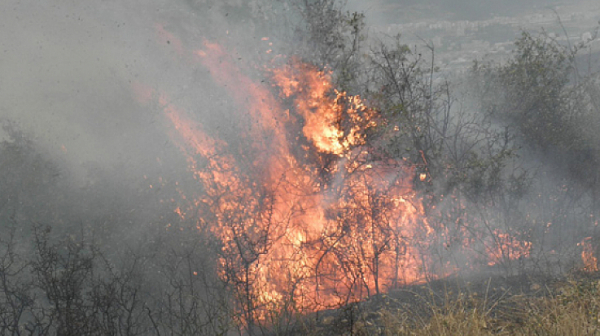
[291,273,600,335]
[1,0,600,335]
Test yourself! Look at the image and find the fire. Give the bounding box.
[271,60,376,156]
[136,42,432,315]
[133,26,536,325]
[487,229,532,266]
[580,237,598,272]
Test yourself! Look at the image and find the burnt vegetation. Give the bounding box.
[2,0,600,335]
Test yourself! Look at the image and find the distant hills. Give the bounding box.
[349,0,572,24]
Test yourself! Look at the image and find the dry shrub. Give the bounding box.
[514,279,600,336]
[324,277,600,336]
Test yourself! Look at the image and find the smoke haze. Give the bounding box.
[3,0,597,180]
[1,0,600,333]
[0,0,286,182]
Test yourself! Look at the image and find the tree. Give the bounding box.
[470,29,600,272]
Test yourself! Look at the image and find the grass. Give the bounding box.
[293,272,600,335]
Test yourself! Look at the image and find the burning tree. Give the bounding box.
[130,4,600,333]
[471,30,600,273]
[133,31,534,334]
[4,1,600,335]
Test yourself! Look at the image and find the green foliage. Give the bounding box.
[293,0,367,92]
[491,32,578,152]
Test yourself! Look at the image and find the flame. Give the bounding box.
[271,60,376,155]
[486,229,532,266]
[580,237,598,272]
[137,42,432,314]
[133,28,537,325]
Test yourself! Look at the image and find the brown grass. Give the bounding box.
[295,274,600,335]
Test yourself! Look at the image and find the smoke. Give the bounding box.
[1,0,598,316]
[3,2,600,335]
[345,0,570,24]
[0,0,289,184]
[2,2,144,176]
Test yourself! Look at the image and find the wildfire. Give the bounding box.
[270,60,376,156]
[487,229,532,267]
[580,237,598,272]
[133,26,535,324]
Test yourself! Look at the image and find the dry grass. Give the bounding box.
[512,278,600,336]
[295,274,600,336]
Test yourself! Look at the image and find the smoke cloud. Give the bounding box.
[0,0,289,183]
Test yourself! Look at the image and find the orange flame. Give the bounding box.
[137,42,433,315]
[487,229,532,266]
[580,237,598,272]
[133,28,537,324]
[271,60,376,156]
